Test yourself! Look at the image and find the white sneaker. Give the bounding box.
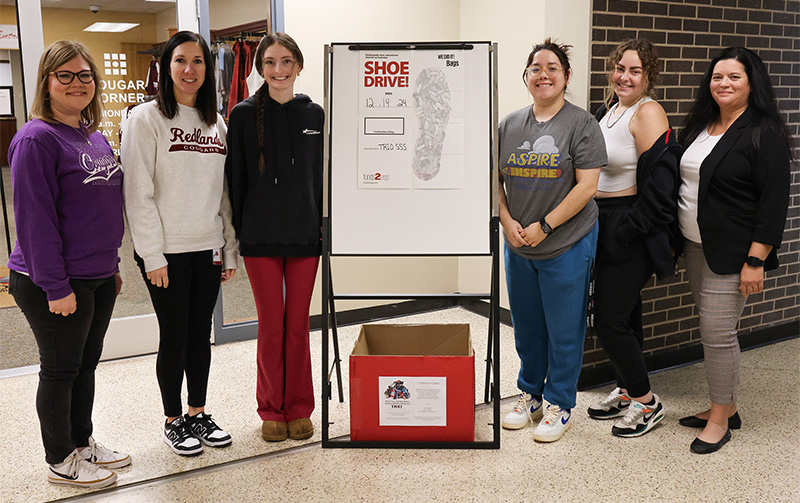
[48,449,117,489]
[79,436,131,469]
[587,387,631,419]
[612,395,665,438]
[532,404,572,442]
[501,392,543,430]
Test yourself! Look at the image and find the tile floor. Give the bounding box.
[1,308,797,503]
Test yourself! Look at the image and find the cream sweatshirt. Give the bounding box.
[121,101,238,272]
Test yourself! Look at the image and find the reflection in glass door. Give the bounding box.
[205,0,270,344]
[8,0,200,368]
[0,0,32,371]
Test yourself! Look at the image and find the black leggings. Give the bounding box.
[10,271,117,464]
[593,196,655,398]
[135,250,221,417]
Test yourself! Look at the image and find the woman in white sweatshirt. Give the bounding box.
[121,31,238,457]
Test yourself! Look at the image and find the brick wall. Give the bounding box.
[583,0,800,372]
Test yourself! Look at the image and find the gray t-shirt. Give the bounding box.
[499,101,607,260]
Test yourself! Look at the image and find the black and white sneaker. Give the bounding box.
[587,387,631,419]
[163,416,203,456]
[612,394,665,438]
[185,412,232,447]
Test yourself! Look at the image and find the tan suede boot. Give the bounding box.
[287,418,313,440]
[261,420,288,442]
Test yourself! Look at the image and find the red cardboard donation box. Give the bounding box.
[349,323,475,441]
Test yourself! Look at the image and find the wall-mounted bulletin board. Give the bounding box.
[328,42,492,256]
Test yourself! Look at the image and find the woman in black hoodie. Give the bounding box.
[225,32,323,443]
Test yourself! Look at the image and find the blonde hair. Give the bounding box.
[30,40,104,133]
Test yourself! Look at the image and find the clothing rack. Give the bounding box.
[137,45,164,57]
[213,33,264,44]
[210,19,268,40]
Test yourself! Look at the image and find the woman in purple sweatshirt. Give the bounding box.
[7,41,129,489]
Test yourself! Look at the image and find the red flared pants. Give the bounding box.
[244,256,319,422]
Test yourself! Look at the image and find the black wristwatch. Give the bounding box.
[539,217,553,235]
[745,256,765,268]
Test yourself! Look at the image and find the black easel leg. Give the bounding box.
[484,306,493,403]
[328,274,344,403]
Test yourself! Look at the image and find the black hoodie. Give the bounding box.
[225,92,324,257]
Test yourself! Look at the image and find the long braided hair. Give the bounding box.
[253,33,305,172]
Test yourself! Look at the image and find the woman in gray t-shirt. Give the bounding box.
[498,39,606,443]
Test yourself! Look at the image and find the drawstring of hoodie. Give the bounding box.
[256,86,295,184]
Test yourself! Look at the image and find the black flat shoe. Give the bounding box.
[678,411,741,430]
[690,428,731,454]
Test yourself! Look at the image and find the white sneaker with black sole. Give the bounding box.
[532,404,572,442]
[185,412,232,447]
[163,416,203,456]
[48,449,117,489]
[79,436,131,469]
[501,392,543,430]
[587,387,631,419]
[611,394,665,438]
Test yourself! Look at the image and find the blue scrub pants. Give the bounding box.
[505,222,598,410]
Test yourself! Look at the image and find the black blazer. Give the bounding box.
[689,108,790,275]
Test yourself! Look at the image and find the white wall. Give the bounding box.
[285,0,463,315]
[457,0,593,309]
[285,0,462,105]
[282,0,594,314]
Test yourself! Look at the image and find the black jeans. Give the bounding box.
[9,270,117,464]
[134,250,221,417]
[593,197,655,398]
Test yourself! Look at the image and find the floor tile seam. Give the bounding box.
[47,440,324,503]
[48,396,517,503]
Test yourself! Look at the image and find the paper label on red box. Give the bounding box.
[378,376,446,426]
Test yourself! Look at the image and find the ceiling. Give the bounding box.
[0,0,175,15]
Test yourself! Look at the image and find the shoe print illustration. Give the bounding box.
[412,68,451,181]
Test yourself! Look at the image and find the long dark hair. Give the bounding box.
[156,31,217,126]
[680,47,793,158]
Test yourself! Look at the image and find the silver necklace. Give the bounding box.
[76,124,92,145]
[605,97,643,129]
[605,103,631,128]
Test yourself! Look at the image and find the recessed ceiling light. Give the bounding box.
[83,23,140,33]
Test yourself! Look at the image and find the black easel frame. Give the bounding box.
[320,42,501,449]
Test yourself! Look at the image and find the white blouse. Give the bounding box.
[678,128,723,244]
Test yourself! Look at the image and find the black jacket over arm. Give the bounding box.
[615,128,682,280]
[691,108,791,274]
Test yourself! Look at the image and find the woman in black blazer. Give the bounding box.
[677,47,792,454]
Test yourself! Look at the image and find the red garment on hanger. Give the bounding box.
[227,40,256,116]
[145,59,159,95]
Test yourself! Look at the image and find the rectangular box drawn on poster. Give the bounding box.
[349,323,475,441]
[364,116,405,135]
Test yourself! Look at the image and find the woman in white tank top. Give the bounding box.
[588,39,678,439]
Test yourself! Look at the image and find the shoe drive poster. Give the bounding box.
[378,377,447,426]
[357,50,465,189]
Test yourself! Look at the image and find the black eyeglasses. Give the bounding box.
[50,70,95,85]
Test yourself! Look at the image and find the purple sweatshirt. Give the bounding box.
[7,119,123,301]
